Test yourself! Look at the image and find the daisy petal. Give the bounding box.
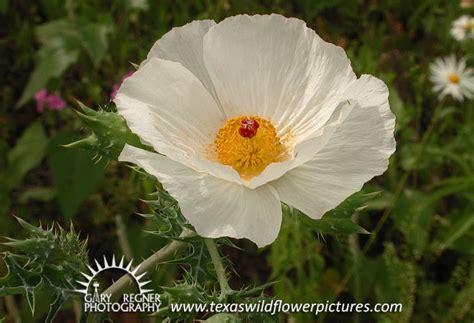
[143,20,219,101]
[272,97,395,219]
[119,145,283,247]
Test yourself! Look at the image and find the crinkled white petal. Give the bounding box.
[272,83,395,219]
[119,145,282,247]
[143,19,220,103]
[202,14,356,138]
[247,100,354,188]
[115,57,221,156]
[115,57,242,183]
[248,74,391,188]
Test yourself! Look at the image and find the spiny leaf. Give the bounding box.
[287,191,379,235]
[154,282,213,320]
[66,100,148,160]
[45,293,67,323]
[0,254,43,314]
[205,313,240,323]
[324,191,381,219]
[14,215,52,236]
[163,237,214,284]
[0,218,88,318]
[233,281,279,299]
[145,188,191,240]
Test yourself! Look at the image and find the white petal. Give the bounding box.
[248,75,391,188]
[247,100,354,188]
[143,20,220,102]
[115,58,241,182]
[203,14,356,135]
[272,96,395,219]
[342,74,393,121]
[119,145,282,247]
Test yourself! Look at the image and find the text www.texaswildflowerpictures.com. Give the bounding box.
[170,299,403,315]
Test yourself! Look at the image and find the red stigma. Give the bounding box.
[239,118,259,138]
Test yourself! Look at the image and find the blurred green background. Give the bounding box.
[1,0,474,322]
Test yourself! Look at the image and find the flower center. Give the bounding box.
[464,22,473,33]
[214,116,287,180]
[448,73,460,84]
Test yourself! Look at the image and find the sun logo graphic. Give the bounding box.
[75,255,161,313]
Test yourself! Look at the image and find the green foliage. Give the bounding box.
[392,190,434,258]
[375,243,416,323]
[5,122,48,190]
[270,209,327,322]
[444,262,474,321]
[0,217,88,322]
[1,122,48,214]
[48,131,107,219]
[432,212,474,255]
[205,313,240,322]
[17,17,112,106]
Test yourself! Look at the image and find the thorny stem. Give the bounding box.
[204,238,233,301]
[86,229,195,323]
[318,102,444,323]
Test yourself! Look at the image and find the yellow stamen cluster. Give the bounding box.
[214,116,287,180]
[448,72,460,84]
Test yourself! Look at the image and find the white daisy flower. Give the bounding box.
[450,15,474,41]
[430,55,474,101]
[116,15,396,247]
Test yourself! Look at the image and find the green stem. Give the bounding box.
[5,296,20,323]
[115,214,133,260]
[204,238,232,301]
[86,229,195,323]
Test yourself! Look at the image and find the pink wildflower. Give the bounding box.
[34,89,66,113]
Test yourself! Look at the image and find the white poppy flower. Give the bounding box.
[116,14,396,247]
[450,15,474,41]
[430,55,474,101]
